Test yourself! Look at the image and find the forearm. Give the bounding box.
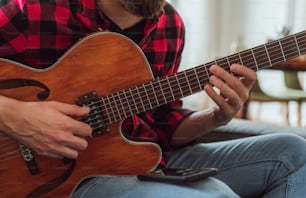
[171,106,226,146]
[0,95,20,135]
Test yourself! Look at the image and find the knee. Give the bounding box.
[276,133,306,152]
[270,133,306,166]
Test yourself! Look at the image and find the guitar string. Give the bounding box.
[0,151,22,159]
[2,33,305,160]
[85,34,302,130]
[85,34,306,130]
[0,139,25,158]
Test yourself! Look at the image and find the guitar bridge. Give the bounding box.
[75,91,109,137]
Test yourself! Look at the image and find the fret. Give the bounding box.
[281,35,300,60]
[203,62,211,79]
[239,49,256,69]
[120,92,130,118]
[215,58,231,74]
[225,56,235,75]
[105,95,119,122]
[139,84,152,110]
[264,44,272,66]
[121,90,133,118]
[145,83,155,109]
[228,54,241,65]
[102,95,112,122]
[132,86,145,113]
[266,41,284,65]
[227,54,243,75]
[176,72,190,97]
[153,80,167,107]
[252,45,270,70]
[126,88,139,114]
[237,52,244,65]
[117,93,127,119]
[168,75,182,99]
[148,81,159,108]
[196,65,208,82]
[193,67,202,90]
[278,40,286,61]
[293,34,302,56]
[183,71,193,94]
[157,79,168,104]
[174,74,184,98]
[250,48,259,71]
[225,56,231,65]
[165,77,176,101]
[100,98,111,124]
[110,94,123,121]
[176,72,189,97]
[185,69,202,93]
[225,56,231,69]
[295,32,306,54]
[116,92,127,118]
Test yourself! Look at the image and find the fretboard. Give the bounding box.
[99,30,306,124]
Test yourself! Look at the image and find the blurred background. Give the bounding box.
[167,0,306,127]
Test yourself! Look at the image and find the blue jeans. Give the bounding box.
[72,176,238,198]
[72,133,306,198]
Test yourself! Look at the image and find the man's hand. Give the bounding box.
[171,63,257,146]
[204,64,257,125]
[0,97,92,159]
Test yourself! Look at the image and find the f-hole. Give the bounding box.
[0,79,50,100]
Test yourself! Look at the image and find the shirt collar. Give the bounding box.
[95,6,163,35]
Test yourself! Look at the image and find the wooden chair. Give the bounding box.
[283,71,306,126]
[284,71,304,90]
[242,79,303,126]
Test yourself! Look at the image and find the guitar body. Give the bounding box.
[0,32,161,197]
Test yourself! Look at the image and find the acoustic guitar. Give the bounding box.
[0,31,305,197]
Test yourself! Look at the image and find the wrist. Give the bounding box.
[209,106,232,126]
[0,95,21,133]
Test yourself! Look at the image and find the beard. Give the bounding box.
[120,0,165,18]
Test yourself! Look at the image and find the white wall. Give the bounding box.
[167,0,306,110]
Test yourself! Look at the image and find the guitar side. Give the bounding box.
[0,32,162,198]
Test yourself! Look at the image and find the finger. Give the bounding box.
[65,117,93,137]
[210,65,249,102]
[41,152,64,159]
[208,75,241,107]
[53,102,91,117]
[209,65,233,82]
[230,64,257,88]
[52,107,92,137]
[48,143,79,159]
[36,136,85,159]
[55,103,93,136]
[204,84,232,112]
[209,65,243,96]
[224,77,248,102]
[241,76,256,90]
[60,135,88,151]
[35,145,70,159]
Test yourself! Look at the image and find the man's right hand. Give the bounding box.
[0,96,92,159]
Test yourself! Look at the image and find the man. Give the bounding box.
[1,0,306,197]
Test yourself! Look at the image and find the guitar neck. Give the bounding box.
[99,30,306,124]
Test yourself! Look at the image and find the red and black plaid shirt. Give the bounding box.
[0,0,193,166]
